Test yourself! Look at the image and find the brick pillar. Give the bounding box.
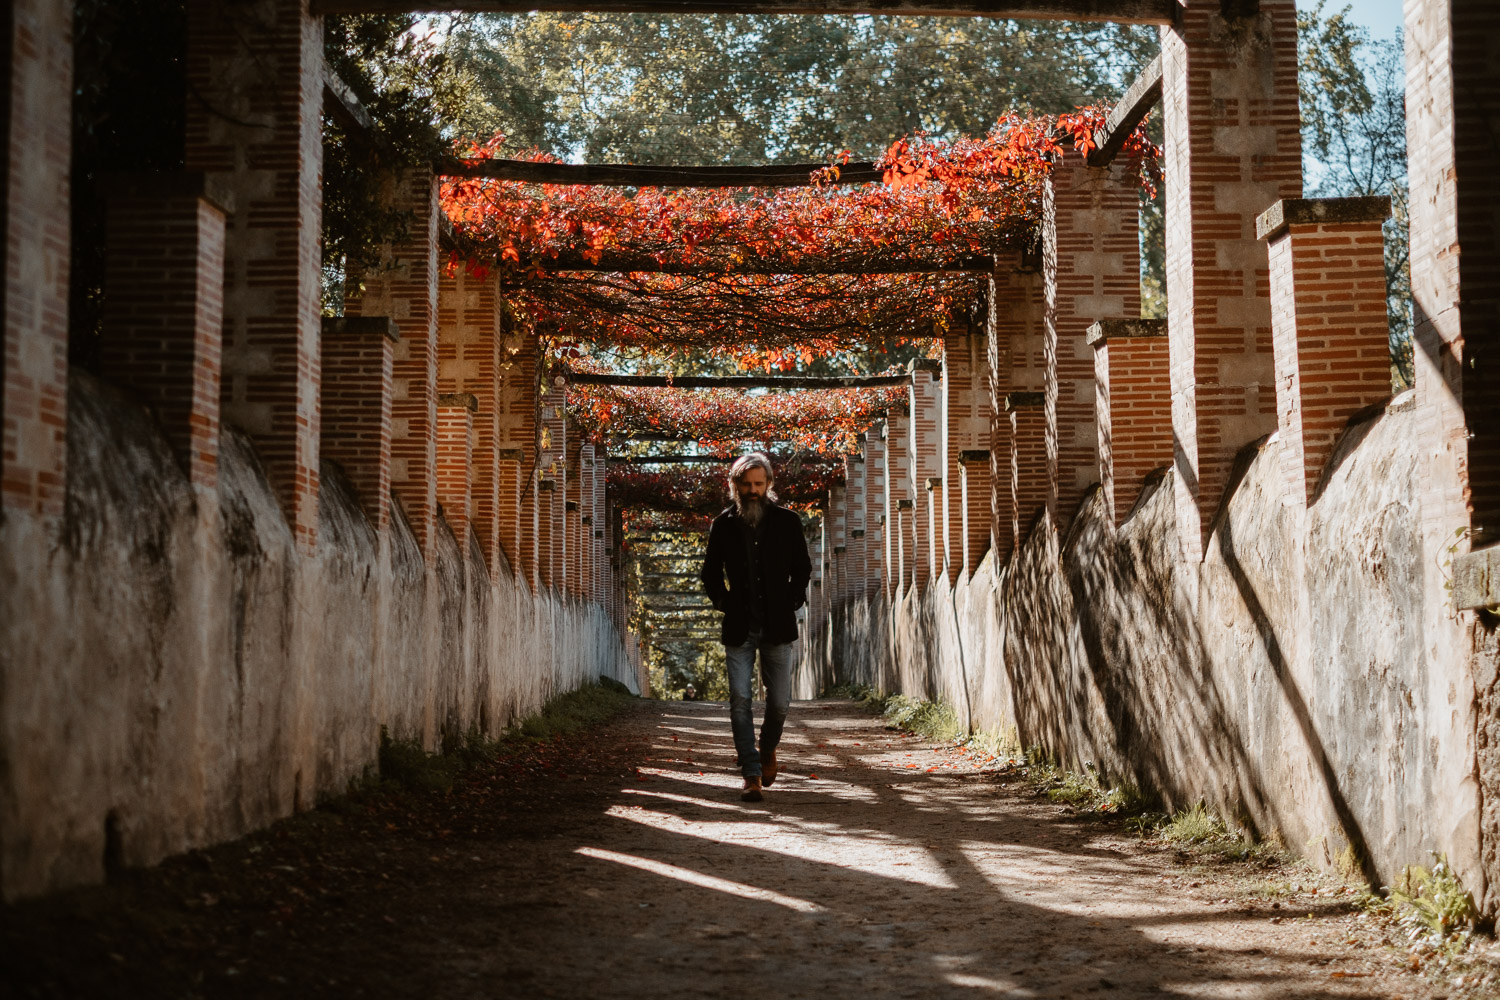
[539,379,567,592]
[3,0,71,518]
[186,0,323,549]
[1257,197,1394,507]
[908,361,942,594]
[101,175,229,489]
[829,482,848,607]
[321,317,397,527]
[1044,151,1141,527]
[844,450,866,597]
[1089,318,1172,526]
[959,450,991,574]
[924,477,942,584]
[347,168,438,561]
[885,409,913,595]
[498,336,539,587]
[943,323,989,582]
[566,443,583,598]
[438,268,502,578]
[988,255,1046,564]
[1006,392,1047,547]
[1160,0,1303,560]
[436,394,476,554]
[864,428,887,598]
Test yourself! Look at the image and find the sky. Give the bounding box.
[1303,0,1405,40]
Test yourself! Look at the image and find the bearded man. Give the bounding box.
[699,452,813,802]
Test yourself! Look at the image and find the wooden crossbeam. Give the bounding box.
[435,157,882,188]
[1089,54,1163,167]
[315,1,1176,25]
[510,252,995,274]
[570,371,910,389]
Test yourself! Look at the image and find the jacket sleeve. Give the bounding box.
[787,515,812,609]
[700,520,729,611]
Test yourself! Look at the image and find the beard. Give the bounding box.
[736,494,766,526]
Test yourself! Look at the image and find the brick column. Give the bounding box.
[3,0,70,519]
[566,443,583,598]
[347,168,438,561]
[884,409,913,596]
[1257,197,1394,508]
[186,0,323,550]
[829,482,848,607]
[864,428,887,598]
[321,317,397,527]
[844,450,867,596]
[924,477,942,584]
[988,256,1046,564]
[436,394,476,554]
[943,324,989,583]
[539,379,567,592]
[959,449,991,574]
[1160,0,1303,560]
[1044,151,1141,528]
[536,478,556,591]
[1088,318,1172,526]
[498,336,539,587]
[438,269,502,578]
[908,361,942,594]
[1006,392,1048,548]
[101,175,229,489]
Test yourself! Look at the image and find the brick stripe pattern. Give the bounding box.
[1044,152,1141,527]
[438,269,502,578]
[1264,208,1393,506]
[498,336,539,588]
[908,364,943,594]
[943,325,990,579]
[101,187,226,488]
[320,319,395,527]
[1092,321,1172,526]
[1160,0,1303,560]
[988,257,1046,563]
[185,0,323,549]
[436,397,476,554]
[884,410,913,595]
[844,450,867,596]
[864,430,887,597]
[1008,397,1048,547]
[348,169,439,561]
[960,454,991,573]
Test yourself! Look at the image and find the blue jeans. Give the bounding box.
[725,629,794,779]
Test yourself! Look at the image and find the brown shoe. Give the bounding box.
[761,748,779,787]
[741,777,764,802]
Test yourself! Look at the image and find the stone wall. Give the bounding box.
[801,396,1497,901]
[0,372,637,900]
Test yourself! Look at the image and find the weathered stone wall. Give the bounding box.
[800,396,1497,897]
[0,373,636,900]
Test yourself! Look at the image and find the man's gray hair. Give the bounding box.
[727,452,778,501]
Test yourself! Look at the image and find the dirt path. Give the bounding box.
[2,698,1466,998]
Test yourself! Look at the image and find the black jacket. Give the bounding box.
[700,503,812,646]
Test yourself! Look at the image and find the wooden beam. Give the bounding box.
[1088,54,1162,168]
[436,157,882,188]
[571,371,910,389]
[317,1,1175,24]
[323,69,373,132]
[509,252,996,274]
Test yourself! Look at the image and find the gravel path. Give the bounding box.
[2,697,1461,998]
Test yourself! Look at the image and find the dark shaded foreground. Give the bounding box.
[1,699,1446,998]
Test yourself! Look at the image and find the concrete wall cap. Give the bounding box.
[438,392,478,412]
[1255,196,1392,241]
[959,448,991,463]
[565,500,580,512]
[101,171,237,215]
[908,358,943,377]
[322,316,400,342]
[1454,545,1500,612]
[537,479,556,491]
[925,476,942,491]
[1004,391,1046,411]
[1086,317,1167,345]
[896,498,915,510]
[497,448,524,461]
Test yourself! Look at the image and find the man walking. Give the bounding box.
[700,453,813,802]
